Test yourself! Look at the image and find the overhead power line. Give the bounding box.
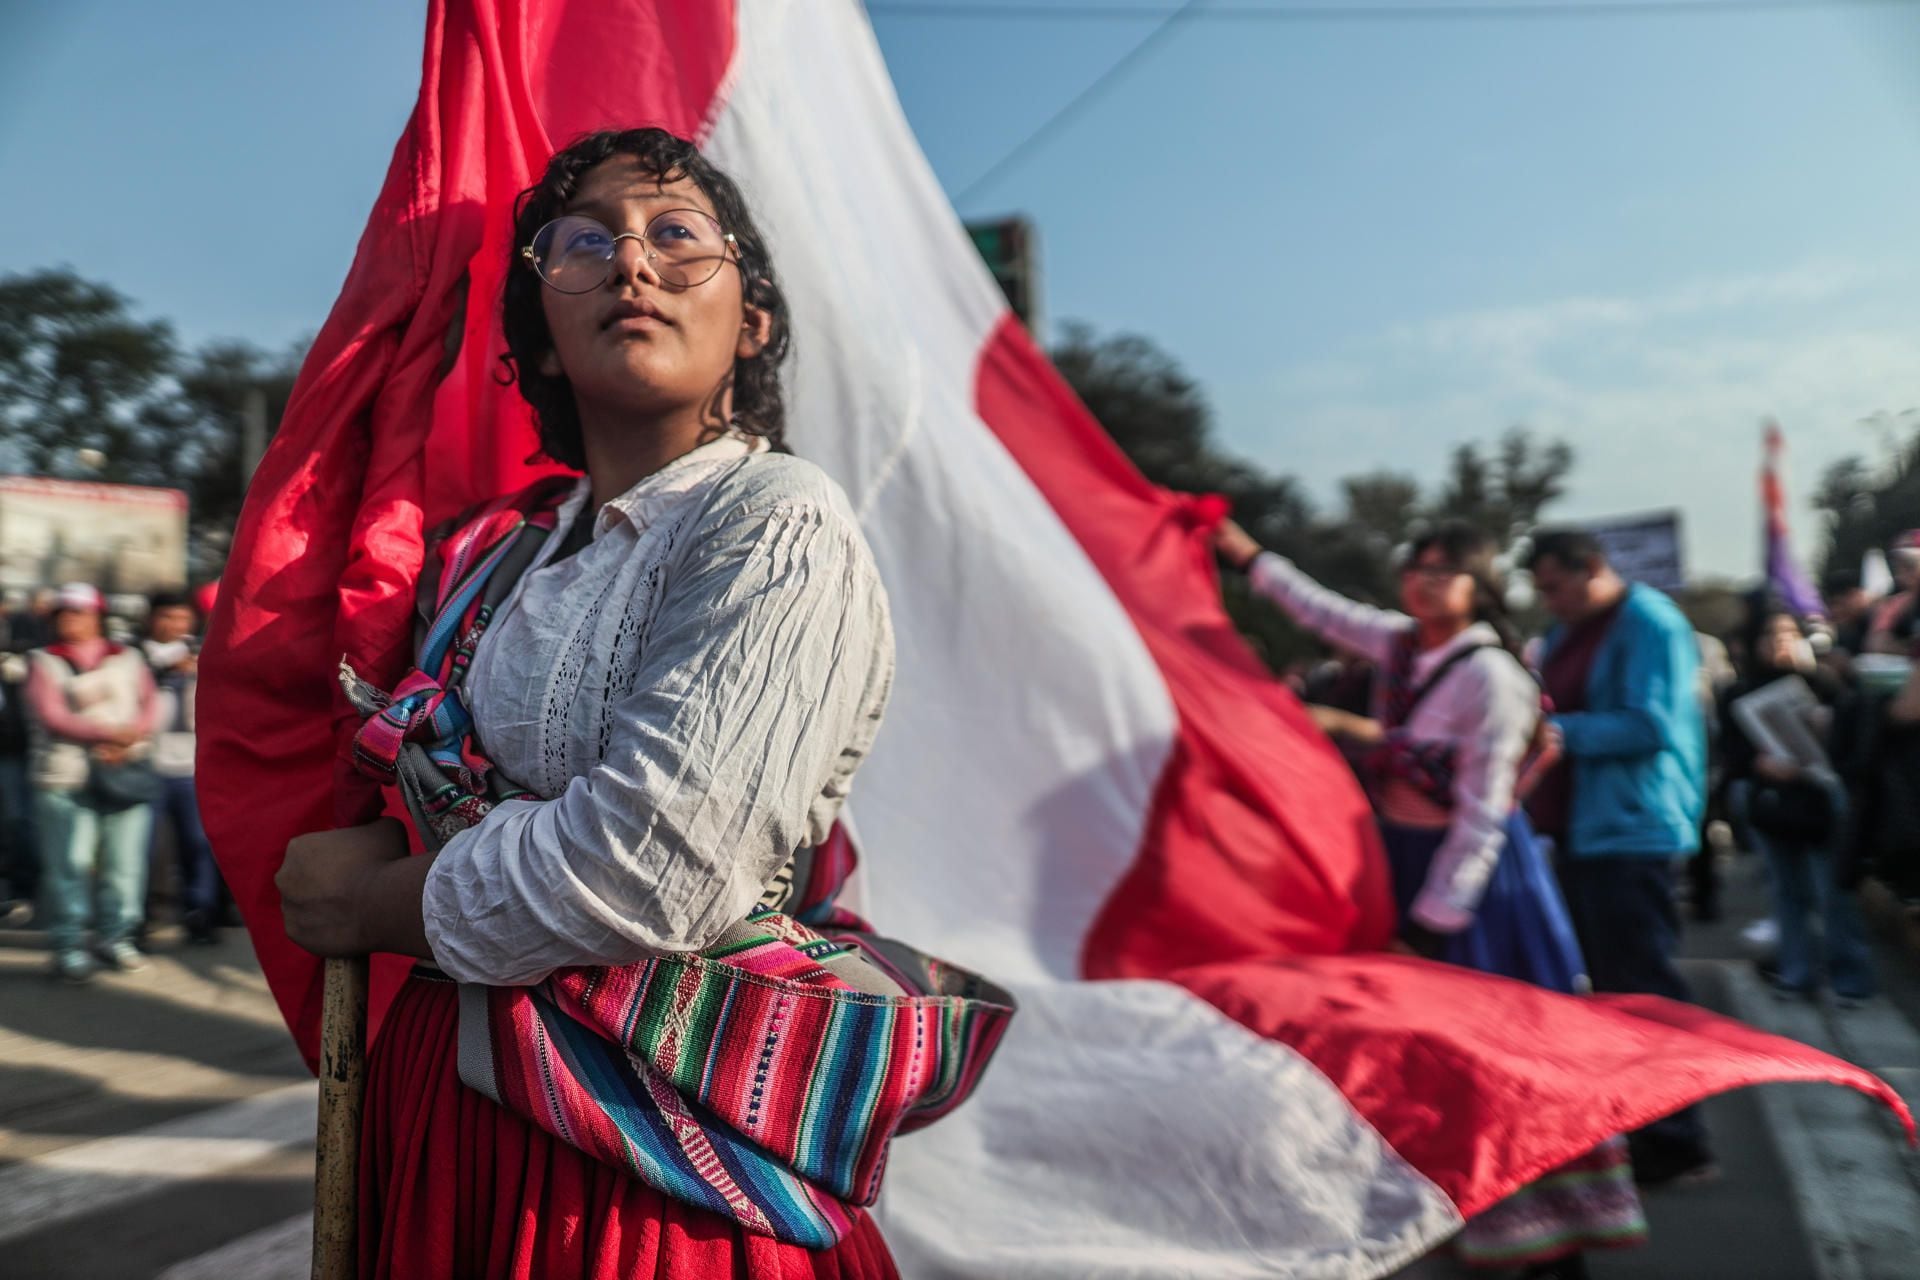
[951,0,1207,206]
[924,0,1917,206]
[871,0,1920,23]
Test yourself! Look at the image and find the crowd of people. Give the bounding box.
[1215,517,1920,1280]
[0,581,225,982]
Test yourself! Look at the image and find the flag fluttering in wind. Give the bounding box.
[1764,421,1824,617]
[198,3,1908,1275]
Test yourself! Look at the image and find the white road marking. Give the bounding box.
[154,1212,313,1280]
[0,1082,315,1243]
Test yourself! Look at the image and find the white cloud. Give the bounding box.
[1217,261,1919,580]
[1389,261,1872,362]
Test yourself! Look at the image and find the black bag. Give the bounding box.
[86,757,160,812]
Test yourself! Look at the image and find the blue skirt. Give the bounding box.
[1382,811,1588,995]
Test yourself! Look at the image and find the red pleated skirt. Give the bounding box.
[358,973,901,1280]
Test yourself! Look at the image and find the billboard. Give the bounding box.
[0,476,189,594]
[1585,509,1685,596]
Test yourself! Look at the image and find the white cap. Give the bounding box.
[52,582,104,614]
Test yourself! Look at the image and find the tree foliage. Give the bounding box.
[0,268,306,579]
[0,269,179,482]
[1813,411,1920,589]
[1432,431,1575,544]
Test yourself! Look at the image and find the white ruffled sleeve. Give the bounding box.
[1409,651,1538,934]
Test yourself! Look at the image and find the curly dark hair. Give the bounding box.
[499,128,792,466]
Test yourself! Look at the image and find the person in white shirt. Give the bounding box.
[266,127,902,1276]
[1216,519,1644,1275]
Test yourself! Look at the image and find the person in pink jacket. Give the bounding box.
[23,583,161,983]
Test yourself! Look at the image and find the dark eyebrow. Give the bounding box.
[563,189,713,222]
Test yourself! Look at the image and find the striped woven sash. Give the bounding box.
[340,479,1015,1248]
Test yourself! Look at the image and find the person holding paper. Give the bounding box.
[1723,606,1873,1007]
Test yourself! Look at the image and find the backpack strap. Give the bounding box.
[1397,642,1498,725]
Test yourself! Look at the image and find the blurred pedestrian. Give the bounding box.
[13,587,56,653]
[1219,518,1643,1276]
[144,589,222,944]
[1822,575,1874,664]
[0,642,36,921]
[1722,606,1872,1006]
[24,583,161,983]
[0,590,25,652]
[1850,627,1920,907]
[1689,631,1737,923]
[1525,531,1714,1188]
[1863,531,1920,656]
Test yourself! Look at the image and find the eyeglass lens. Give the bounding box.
[528,211,730,293]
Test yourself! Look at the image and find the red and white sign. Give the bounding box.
[0,475,188,593]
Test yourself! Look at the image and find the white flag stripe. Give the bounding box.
[705,4,1464,1274]
[0,1082,315,1244]
[879,980,1460,1280]
[711,0,1181,987]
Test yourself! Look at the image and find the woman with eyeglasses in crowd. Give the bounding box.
[1215,518,1641,1280]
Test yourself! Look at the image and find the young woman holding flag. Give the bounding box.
[271,127,1009,1280]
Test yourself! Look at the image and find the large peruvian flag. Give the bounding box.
[197,2,1908,1276]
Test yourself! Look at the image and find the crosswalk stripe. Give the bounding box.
[0,1082,316,1243]
[154,1211,313,1280]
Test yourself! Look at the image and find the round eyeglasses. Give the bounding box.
[521,211,737,293]
[1400,562,1467,586]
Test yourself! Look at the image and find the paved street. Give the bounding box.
[0,920,312,1280]
[2,849,1917,1279]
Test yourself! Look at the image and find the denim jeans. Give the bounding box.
[1753,826,1875,1000]
[35,788,153,953]
[0,755,37,901]
[151,775,219,920]
[1556,853,1712,1159]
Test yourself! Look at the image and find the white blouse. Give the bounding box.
[420,433,895,986]
[1247,553,1538,935]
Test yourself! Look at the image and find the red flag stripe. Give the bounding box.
[198,0,739,1067]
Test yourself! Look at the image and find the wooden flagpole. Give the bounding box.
[312,955,369,1280]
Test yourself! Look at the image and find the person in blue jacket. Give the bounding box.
[1526,529,1716,1189]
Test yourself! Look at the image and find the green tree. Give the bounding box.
[0,268,179,482]
[1431,429,1575,543]
[1050,322,1224,494]
[1339,472,1422,550]
[1049,324,1331,662]
[162,338,306,574]
[1814,411,1920,588]
[0,266,308,580]
[1051,322,1577,668]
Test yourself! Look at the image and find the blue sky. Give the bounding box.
[4,0,1917,578]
